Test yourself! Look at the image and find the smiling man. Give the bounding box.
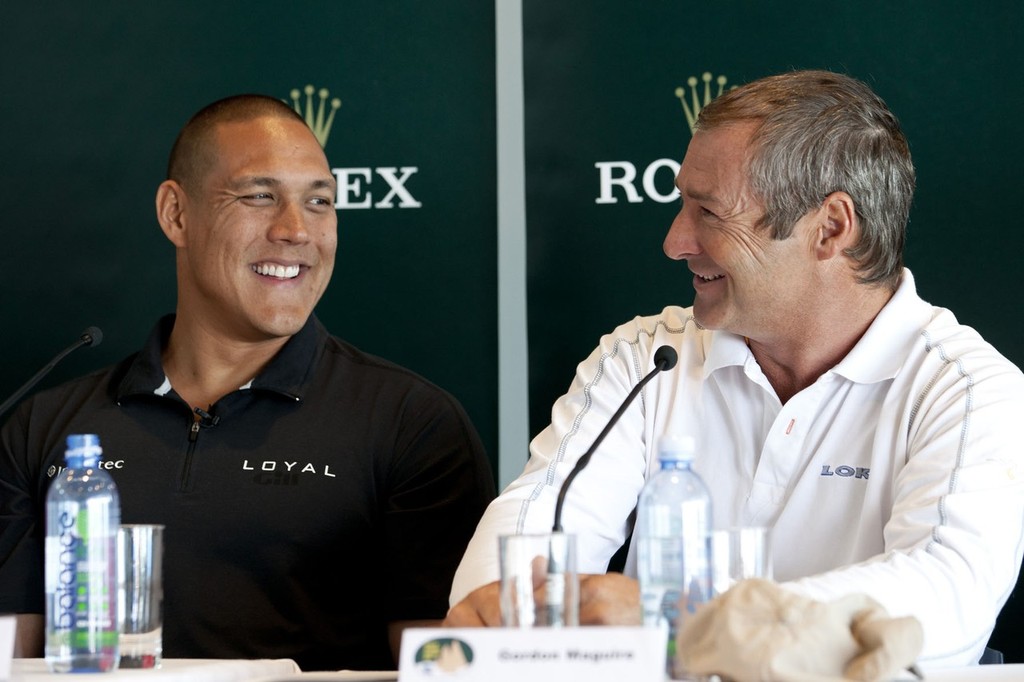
[446,70,1024,669]
[0,95,495,670]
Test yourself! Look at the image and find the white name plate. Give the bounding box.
[0,615,13,682]
[398,625,667,681]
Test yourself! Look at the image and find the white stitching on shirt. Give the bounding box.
[514,316,695,533]
[915,333,988,662]
[916,330,974,547]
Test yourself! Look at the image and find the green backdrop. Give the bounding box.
[0,2,498,472]
[3,0,1023,662]
[524,1,1024,435]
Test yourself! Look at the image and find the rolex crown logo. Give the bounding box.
[675,72,732,133]
[289,84,342,147]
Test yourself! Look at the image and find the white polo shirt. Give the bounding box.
[451,269,1024,668]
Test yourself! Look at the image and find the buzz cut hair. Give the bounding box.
[166,94,308,192]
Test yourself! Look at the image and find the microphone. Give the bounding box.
[0,326,104,418]
[552,344,678,532]
[543,345,677,626]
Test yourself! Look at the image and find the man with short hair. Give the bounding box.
[446,70,1024,668]
[0,94,495,670]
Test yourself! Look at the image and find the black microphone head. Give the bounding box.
[653,345,678,371]
[81,326,103,347]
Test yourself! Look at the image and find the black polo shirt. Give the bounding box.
[0,314,495,670]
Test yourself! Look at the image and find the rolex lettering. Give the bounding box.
[594,71,734,206]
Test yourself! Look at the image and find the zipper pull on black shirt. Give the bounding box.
[193,407,220,428]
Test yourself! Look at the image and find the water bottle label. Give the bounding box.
[45,507,117,648]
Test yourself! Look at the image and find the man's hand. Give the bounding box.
[579,573,641,625]
[443,581,503,626]
[443,573,641,627]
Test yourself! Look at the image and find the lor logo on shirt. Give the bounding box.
[820,464,870,479]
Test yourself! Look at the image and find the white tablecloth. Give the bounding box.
[12,657,1023,681]
[915,665,1024,680]
[10,658,300,682]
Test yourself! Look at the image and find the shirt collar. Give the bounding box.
[831,268,932,383]
[117,314,324,403]
[703,328,751,378]
[248,314,323,399]
[700,268,930,385]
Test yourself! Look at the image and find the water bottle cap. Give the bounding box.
[657,433,696,461]
[65,433,102,466]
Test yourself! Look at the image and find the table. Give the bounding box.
[9,658,300,682]
[913,665,1024,681]
[8,660,398,682]
[12,658,1024,681]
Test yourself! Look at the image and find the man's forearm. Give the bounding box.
[14,613,43,657]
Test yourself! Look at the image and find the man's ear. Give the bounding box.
[814,191,858,261]
[155,180,189,248]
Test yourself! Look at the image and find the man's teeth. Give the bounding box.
[698,273,724,281]
[252,264,300,279]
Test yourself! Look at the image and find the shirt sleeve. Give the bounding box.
[450,319,658,605]
[783,344,1024,668]
[0,402,47,614]
[382,384,496,621]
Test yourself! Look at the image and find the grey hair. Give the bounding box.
[694,70,915,290]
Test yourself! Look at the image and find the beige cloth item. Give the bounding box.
[675,578,924,682]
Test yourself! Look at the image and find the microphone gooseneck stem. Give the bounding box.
[0,328,103,419]
[551,349,676,533]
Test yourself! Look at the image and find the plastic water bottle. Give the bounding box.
[636,434,712,675]
[45,434,121,673]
